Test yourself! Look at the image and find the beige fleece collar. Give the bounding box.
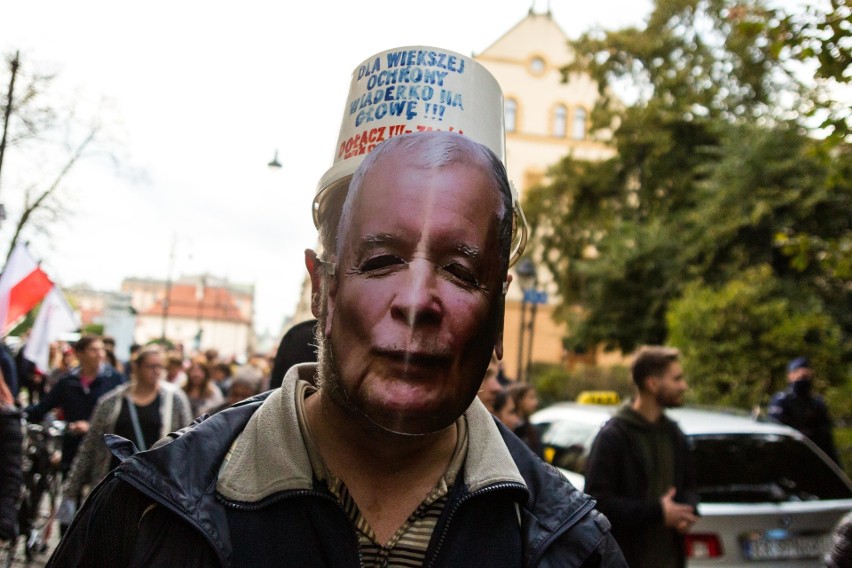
[217,363,525,502]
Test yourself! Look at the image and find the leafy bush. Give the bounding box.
[667,265,846,414]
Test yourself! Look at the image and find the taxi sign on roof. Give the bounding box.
[576,391,621,405]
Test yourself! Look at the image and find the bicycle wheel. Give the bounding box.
[23,470,59,560]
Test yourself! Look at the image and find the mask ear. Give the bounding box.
[305,249,323,318]
[494,274,512,360]
[325,276,338,338]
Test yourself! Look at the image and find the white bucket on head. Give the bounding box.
[313,45,527,265]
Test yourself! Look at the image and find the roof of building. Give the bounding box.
[142,283,250,323]
[476,10,573,66]
[123,275,254,298]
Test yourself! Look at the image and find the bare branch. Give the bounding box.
[5,125,98,263]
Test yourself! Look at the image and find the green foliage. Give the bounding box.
[566,0,801,127]
[777,0,852,144]
[531,362,633,406]
[528,0,851,366]
[834,426,852,479]
[567,0,850,141]
[667,265,845,411]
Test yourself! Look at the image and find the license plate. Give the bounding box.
[741,531,831,561]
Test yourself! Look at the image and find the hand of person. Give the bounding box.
[68,420,90,435]
[661,487,698,534]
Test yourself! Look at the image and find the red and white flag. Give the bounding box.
[0,243,53,334]
[24,285,80,373]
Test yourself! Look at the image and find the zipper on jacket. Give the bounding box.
[425,482,527,568]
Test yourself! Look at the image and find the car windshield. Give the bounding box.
[692,434,852,503]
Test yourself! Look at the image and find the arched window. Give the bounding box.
[572,107,587,140]
[505,98,518,133]
[553,104,567,138]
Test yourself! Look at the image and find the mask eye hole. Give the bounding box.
[359,254,407,274]
[441,262,481,288]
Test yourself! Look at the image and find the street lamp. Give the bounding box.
[267,149,282,169]
[515,258,536,382]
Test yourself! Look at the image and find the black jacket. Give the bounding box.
[0,407,23,540]
[584,410,698,568]
[49,388,626,568]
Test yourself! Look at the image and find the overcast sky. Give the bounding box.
[0,0,655,336]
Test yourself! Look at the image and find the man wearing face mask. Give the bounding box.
[768,357,839,464]
[47,132,625,567]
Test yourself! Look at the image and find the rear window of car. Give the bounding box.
[692,434,852,503]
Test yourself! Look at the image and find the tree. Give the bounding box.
[777,0,852,145]
[525,0,851,361]
[667,265,844,411]
[0,51,120,263]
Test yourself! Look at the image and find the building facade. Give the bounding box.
[64,284,137,360]
[474,11,616,378]
[121,275,255,359]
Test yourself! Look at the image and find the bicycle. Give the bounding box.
[0,417,65,567]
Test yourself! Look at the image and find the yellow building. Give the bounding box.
[474,10,616,379]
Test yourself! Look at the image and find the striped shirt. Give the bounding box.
[297,381,469,567]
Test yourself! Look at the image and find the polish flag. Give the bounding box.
[24,286,80,373]
[0,243,53,334]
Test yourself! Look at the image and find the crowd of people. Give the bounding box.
[475,356,544,459]
[0,333,307,547]
[42,131,625,567]
[1,42,848,567]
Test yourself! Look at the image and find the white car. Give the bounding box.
[531,403,852,567]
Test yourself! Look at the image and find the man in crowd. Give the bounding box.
[25,336,125,475]
[49,132,625,567]
[165,352,187,385]
[585,346,698,568]
[768,356,838,463]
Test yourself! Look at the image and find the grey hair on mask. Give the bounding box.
[332,131,514,275]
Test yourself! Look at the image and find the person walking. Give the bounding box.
[25,336,124,475]
[585,346,699,568]
[60,345,192,518]
[48,129,625,567]
[509,383,543,457]
[182,360,223,418]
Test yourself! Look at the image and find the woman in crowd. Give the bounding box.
[62,346,192,510]
[509,383,543,457]
[492,389,520,431]
[183,359,223,418]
